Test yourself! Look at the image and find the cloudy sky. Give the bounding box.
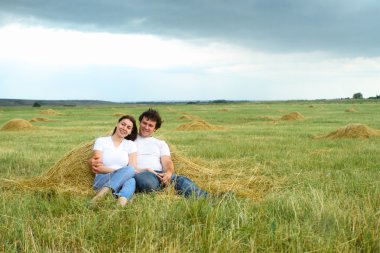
[0,0,379,102]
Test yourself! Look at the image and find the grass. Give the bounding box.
[0,101,379,252]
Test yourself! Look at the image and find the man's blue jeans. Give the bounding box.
[135,171,208,197]
[93,165,136,200]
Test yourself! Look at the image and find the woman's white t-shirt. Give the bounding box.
[93,136,137,171]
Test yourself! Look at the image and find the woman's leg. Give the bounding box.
[116,178,136,201]
[97,166,135,193]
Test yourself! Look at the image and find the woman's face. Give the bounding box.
[115,118,134,138]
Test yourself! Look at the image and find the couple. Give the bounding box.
[90,108,208,206]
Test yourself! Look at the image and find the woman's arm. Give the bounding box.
[128,152,137,169]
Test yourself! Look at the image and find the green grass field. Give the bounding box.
[0,101,379,252]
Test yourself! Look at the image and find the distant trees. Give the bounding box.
[353,92,363,99]
[32,102,42,107]
[368,95,380,99]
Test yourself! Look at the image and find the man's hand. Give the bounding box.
[89,155,103,174]
[160,156,174,186]
[157,171,173,186]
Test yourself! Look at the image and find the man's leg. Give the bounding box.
[135,171,161,193]
[171,174,209,197]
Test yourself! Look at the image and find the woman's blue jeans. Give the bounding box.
[135,171,208,197]
[93,165,136,200]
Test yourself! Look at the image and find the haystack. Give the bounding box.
[177,113,202,121]
[280,112,305,121]
[178,114,193,120]
[1,141,274,200]
[176,120,225,131]
[1,119,37,131]
[318,124,380,139]
[1,142,95,195]
[345,108,357,113]
[113,113,125,117]
[40,109,59,115]
[30,117,51,122]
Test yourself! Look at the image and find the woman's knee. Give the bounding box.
[117,165,135,178]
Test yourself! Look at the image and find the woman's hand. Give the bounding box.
[145,168,159,175]
[135,168,158,175]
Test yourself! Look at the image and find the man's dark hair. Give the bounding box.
[139,108,163,129]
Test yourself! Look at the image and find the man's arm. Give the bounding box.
[88,151,114,174]
[157,155,174,185]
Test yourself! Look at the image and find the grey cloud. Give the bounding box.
[1,0,379,56]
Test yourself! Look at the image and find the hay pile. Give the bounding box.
[176,119,225,131]
[172,151,275,200]
[177,113,201,121]
[217,108,229,112]
[178,114,193,120]
[318,124,380,139]
[1,141,273,200]
[40,109,59,115]
[1,119,37,131]
[113,113,125,117]
[345,108,357,113]
[30,117,51,122]
[1,142,95,195]
[280,112,305,121]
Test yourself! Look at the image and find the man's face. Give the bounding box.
[139,117,157,137]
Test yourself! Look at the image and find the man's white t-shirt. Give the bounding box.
[135,135,170,172]
[93,136,137,171]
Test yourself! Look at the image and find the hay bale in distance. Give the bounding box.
[177,113,202,121]
[1,119,37,131]
[113,113,125,117]
[321,124,380,139]
[176,120,225,131]
[345,108,357,113]
[40,109,59,115]
[178,114,193,120]
[30,117,51,122]
[281,112,305,121]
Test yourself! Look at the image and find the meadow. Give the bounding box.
[0,101,379,252]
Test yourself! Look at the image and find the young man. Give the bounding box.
[134,108,208,197]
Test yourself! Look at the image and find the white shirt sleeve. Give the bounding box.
[128,141,137,154]
[93,137,104,151]
[160,140,171,157]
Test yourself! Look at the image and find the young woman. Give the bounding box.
[91,115,138,206]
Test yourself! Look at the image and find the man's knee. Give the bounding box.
[135,171,161,192]
[173,175,208,197]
